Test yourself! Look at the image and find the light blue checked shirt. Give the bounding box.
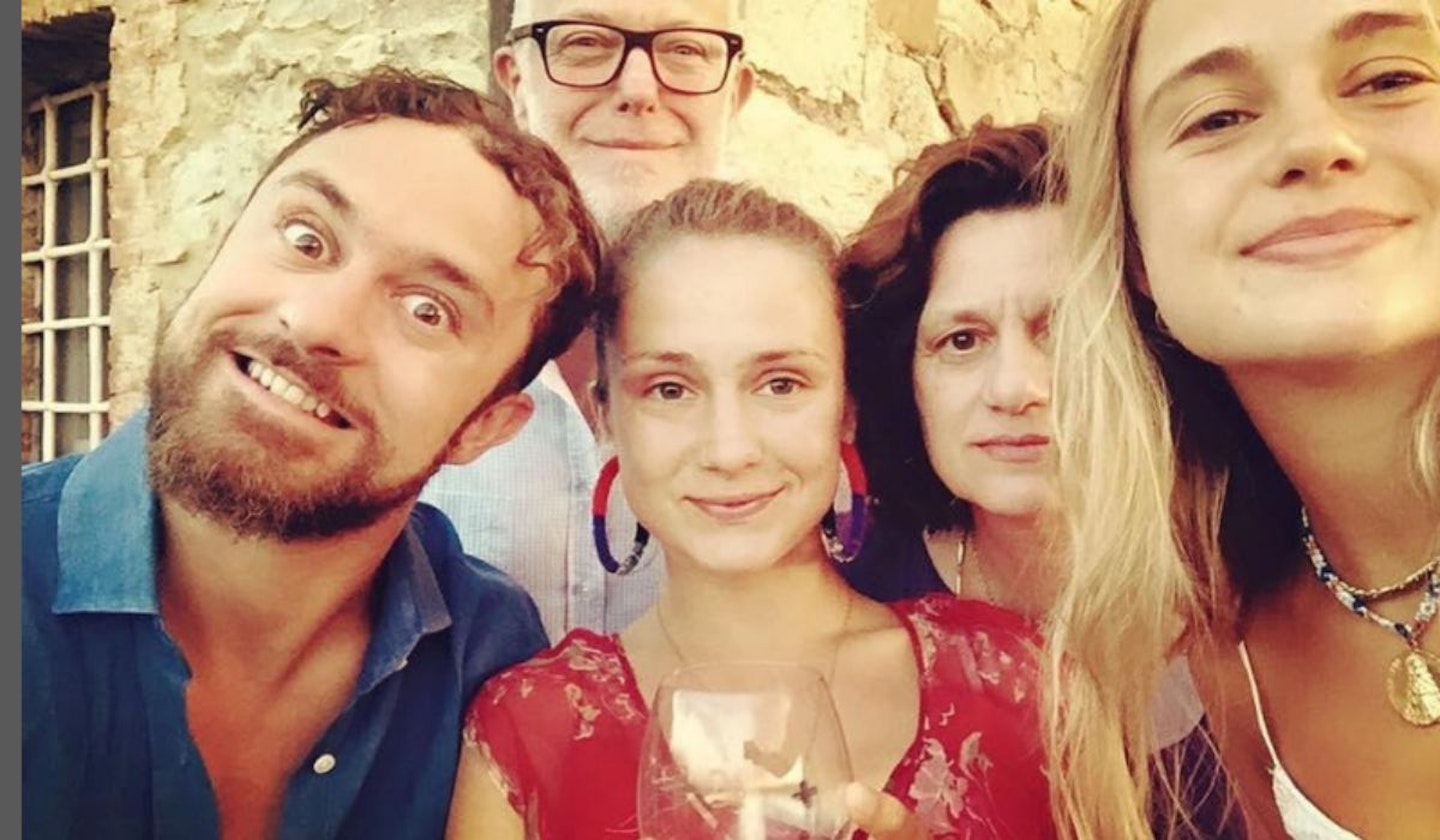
[421,364,663,639]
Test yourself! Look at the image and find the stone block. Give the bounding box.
[875,0,939,53]
[745,0,868,106]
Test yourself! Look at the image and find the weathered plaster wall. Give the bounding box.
[41,0,1101,421]
[730,0,1094,234]
[22,0,106,24]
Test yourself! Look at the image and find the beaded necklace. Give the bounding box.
[1302,508,1440,726]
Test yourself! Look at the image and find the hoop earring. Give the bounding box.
[822,443,869,564]
[591,456,649,575]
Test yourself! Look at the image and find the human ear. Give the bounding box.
[444,392,534,465]
[493,47,530,127]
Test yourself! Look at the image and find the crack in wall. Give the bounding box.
[753,67,862,136]
[974,0,1017,32]
[890,36,965,140]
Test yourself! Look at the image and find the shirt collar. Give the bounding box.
[52,409,455,677]
[54,410,160,615]
[355,525,453,695]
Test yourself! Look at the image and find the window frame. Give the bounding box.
[20,81,113,463]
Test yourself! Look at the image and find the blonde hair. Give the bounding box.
[1043,0,1440,837]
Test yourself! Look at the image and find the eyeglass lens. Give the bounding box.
[543,23,732,93]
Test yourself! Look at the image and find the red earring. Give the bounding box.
[591,456,649,575]
[822,442,869,563]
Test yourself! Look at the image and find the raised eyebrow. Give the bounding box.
[421,258,495,320]
[275,171,355,221]
[1141,46,1258,123]
[1331,11,1429,43]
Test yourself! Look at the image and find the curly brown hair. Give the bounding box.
[252,65,603,397]
[841,119,1065,532]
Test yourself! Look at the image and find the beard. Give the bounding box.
[572,163,687,239]
[146,322,451,542]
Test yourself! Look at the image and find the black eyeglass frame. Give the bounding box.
[505,19,746,95]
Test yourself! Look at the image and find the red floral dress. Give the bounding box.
[463,594,1055,839]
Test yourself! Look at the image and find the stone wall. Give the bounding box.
[21,0,104,24]
[23,0,1102,424]
[731,0,1094,234]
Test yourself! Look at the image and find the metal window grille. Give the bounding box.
[21,82,112,463]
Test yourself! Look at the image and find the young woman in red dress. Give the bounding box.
[445,179,1056,840]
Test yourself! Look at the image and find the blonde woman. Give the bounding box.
[1045,0,1440,838]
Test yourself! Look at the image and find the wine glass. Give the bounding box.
[637,661,856,840]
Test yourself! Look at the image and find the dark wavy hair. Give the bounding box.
[252,65,603,397]
[841,119,1065,532]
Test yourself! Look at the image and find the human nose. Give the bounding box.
[983,334,1049,415]
[274,267,372,362]
[699,393,763,472]
[1267,97,1368,189]
[612,43,662,110]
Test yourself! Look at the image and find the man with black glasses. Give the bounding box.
[420,0,754,640]
[495,0,754,233]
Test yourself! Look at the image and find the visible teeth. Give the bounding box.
[244,358,340,424]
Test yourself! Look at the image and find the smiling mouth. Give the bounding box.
[1240,211,1409,265]
[234,354,349,428]
[589,140,678,151]
[688,490,781,522]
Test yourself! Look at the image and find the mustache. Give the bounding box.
[220,328,374,430]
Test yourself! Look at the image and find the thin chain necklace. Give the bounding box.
[1302,508,1440,726]
[654,592,855,689]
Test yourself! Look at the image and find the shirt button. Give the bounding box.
[313,754,337,775]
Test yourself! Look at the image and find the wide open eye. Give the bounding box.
[401,293,452,330]
[282,220,329,260]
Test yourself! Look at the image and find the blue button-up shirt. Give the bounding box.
[22,414,548,839]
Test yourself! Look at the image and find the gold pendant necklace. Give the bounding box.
[1302,508,1440,727]
[1387,647,1440,726]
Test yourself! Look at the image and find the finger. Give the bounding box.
[845,782,928,839]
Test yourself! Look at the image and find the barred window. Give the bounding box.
[21,82,112,463]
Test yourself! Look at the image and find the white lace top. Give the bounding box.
[1237,641,1363,840]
